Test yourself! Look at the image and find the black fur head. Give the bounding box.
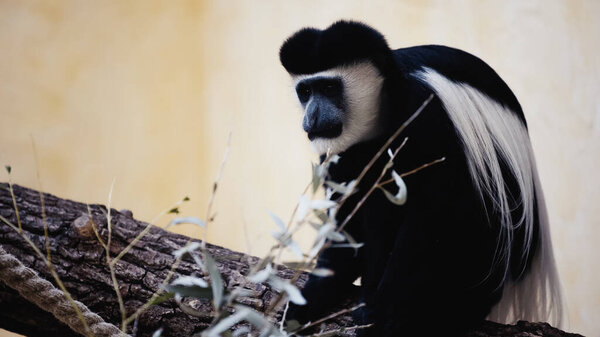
[279,20,394,76]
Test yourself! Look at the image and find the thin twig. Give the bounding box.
[280,300,290,332]
[87,204,107,250]
[203,130,232,247]
[378,157,446,187]
[241,216,253,255]
[286,181,312,230]
[293,303,366,334]
[30,137,51,263]
[5,172,22,233]
[101,179,127,331]
[305,324,373,337]
[106,178,116,254]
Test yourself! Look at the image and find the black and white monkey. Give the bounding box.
[279,21,563,336]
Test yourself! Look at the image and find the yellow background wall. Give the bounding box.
[0,1,598,336]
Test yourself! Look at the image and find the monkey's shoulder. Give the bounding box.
[393,45,524,117]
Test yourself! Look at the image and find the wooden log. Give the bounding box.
[0,183,583,337]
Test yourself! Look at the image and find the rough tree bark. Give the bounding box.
[0,183,583,337]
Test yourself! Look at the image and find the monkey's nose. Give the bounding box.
[303,104,319,133]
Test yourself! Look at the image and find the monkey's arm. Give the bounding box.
[286,243,363,324]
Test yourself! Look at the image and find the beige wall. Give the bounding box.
[0,1,598,336]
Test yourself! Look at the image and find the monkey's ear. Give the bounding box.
[280,27,321,75]
[280,21,392,76]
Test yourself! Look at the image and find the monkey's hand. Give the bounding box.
[286,245,362,325]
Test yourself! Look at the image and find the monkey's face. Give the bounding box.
[292,62,384,155]
[295,77,344,140]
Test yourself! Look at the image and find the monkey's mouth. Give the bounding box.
[308,124,343,140]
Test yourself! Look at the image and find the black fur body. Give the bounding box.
[280,21,549,336]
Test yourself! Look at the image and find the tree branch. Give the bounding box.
[0,183,582,337]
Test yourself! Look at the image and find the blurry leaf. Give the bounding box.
[191,252,206,272]
[312,163,325,193]
[300,200,335,221]
[313,210,330,224]
[329,207,338,221]
[325,186,334,200]
[325,180,348,194]
[171,275,209,288]
[271,230,303,259]
[232,288,254,298]
[308,221,323,231]
[168,207,180,214]
[329,154,341,164]
[240,306,269,327]
[325,180,357,198]
[284,284,306,305]
[342,230,356,244]
[4,165,11,174]
[285,239,303,259]
[309,237,326,260]
[282,283,306,305]
[326,230,345,242]
[173,242,202,258]
[342,231,362,256]
[232,326,251,337]
[282,261,303,269]
[311,268,334,277]
[258,328,272,337]
[309,199,337,210]
[270,230,282,241]
[314,223,336,245]
[253,256,274,273]
[381,170,407,205]
[147,292,174,307]
[152,328,163,337]
[296,195,310,221]
[282,261,315,270]
[247,264,272,283]
[344,180,357,197]
[166,216,206,229]
[204,309,249,337]
[331,243,364,249]
[204,252,224,309]
[268,278,306,305]
[233,305,285,337]
[382,189,403,205]
[285,320,302,332]
[268,210,286,232]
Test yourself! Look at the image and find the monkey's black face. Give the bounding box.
[295,77,345,140]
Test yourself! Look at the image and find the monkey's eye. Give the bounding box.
[296,83,311,102]
[322,82,341,97]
